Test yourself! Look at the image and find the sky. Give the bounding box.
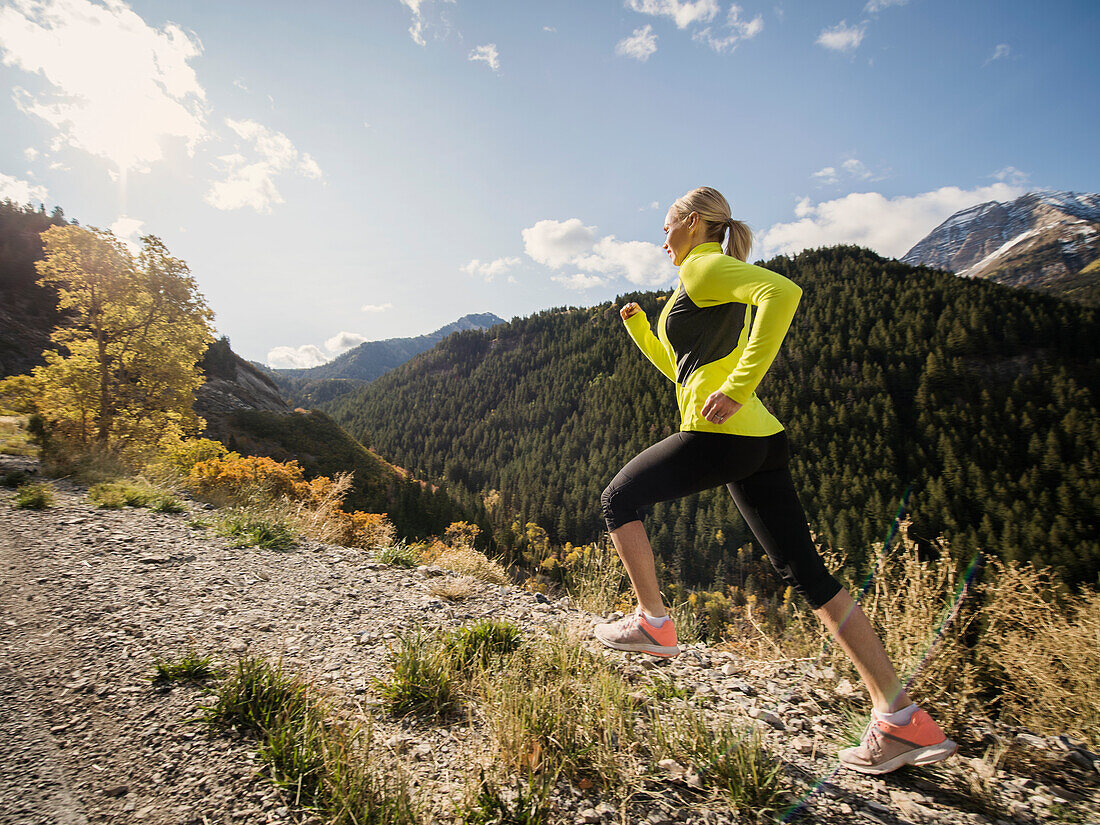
[1,0,1097,367]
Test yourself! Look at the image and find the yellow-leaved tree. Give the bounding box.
[0,225,215,461]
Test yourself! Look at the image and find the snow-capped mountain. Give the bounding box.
[901,190,1100,305]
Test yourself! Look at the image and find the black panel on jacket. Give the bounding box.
[665,287,746,385]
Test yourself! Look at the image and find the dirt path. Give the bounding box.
[2,461,1097,825]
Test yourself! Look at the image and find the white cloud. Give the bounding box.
[461,256,521,281]
[267,344,328,370]
[0,172,48,204]
[992,166,1029,187]
[626,0,719,30]
[817,20,866,52]
[553,273,607,290]
[24,147,38,161]
[325,331,368,354]
[984,43,1010,66]
[864,0,907,11]
[616,25,658,61]
[523,218,674,288]
[841,159,872,179]
[813,159,875,185]
[543,26,556,33]
[523,218,598,267]
[205,119,323,212]
[0,0,208,173]
[110,215,144,255]
[759,182,1030,260]
[574,236,675,287]
[401,0,428,45]
[693,4,763,53]
[362,303,394,313]
[469,43,500,72]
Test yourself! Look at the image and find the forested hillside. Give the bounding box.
[327,246,1100,588]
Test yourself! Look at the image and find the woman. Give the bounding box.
[593,186,956,774]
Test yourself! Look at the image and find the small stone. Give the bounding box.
[864,799,890,816]
[835,678,856,697]
[595,802,616,816]
[720,663,737,676]
[790,735,815,755]
[227,638,247,653]
[747,707,785,730]
[534,592,550,604]
[684,772,703,789]
[103,785,129,798]
[1065,750,1096,771]
[578,808,600,824]
[657,758,686,776]
[1015,732,1048,750]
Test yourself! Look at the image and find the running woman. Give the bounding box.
[592,186,957,774]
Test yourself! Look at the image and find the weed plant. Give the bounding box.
[1,469,30,487]
[374,541,422,568]
[427,545,511,585]
[459,769,553,825]
[202,656,419,823]
[374,630,458,718]
[479,630,640,790]
[652,710,786,817]
[214,507,297,550]
[13,482,53,509]
[444,619,523,673]
[153,649,221,683]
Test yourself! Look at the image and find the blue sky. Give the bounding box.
[1,0,1097,366]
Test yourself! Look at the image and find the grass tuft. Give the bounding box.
[458,769,553,825]
[1,469,31,487]
[374,541,422,568]
[153,649,222,683]
[13,482,53,509]
[214,506,297,550]
[202,655,420,823]
[444,619,523,673]
[653,709,787,816]
[374,630,459,718]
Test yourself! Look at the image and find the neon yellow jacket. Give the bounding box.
[623,242,801,436]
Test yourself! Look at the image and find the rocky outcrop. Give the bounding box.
[193,338,290,441]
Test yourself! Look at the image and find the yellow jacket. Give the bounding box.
[624,241,801,436]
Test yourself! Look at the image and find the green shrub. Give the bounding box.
[214,507,296,550]
[444,619,523,673]
[374,630,458,718]
[1,469,30,488]
[13,482,53,509]
[153,649,221,683]
[374,541,422,568]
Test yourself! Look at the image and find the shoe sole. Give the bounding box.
[592,633,680,658]
[841,738,958,775]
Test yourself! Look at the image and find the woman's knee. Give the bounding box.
[601,480,638,533]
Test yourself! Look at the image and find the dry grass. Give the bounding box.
[428,576,479,601]
[977,560,1100,749]
[428,546,510,585]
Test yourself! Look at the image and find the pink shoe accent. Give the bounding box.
[593,609,680,657]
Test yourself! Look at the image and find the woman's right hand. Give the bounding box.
[620,302,641,321]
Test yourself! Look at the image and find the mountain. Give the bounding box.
[324,245,1100,588]
[263,313,506,408]
[902,190,1100,305]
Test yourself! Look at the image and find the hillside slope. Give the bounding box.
[326,246,1100,586]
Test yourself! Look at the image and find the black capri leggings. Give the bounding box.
[601,430,843,609]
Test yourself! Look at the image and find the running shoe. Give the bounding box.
[839,707,957,774]
[593,609,680,658]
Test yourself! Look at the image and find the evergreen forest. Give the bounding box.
[326,246,1100,589]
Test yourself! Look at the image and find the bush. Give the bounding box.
[153,649,221,683]
[13,482,53,509]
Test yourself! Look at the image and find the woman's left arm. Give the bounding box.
[680,258,802,406]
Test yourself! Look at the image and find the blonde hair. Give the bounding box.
[671,186,753,262]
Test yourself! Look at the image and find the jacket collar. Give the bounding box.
[682,242,722,264]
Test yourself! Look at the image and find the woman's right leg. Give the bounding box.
[601,432,770,617]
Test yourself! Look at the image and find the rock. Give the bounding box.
[657,758,686,777]
[720,663,737,676]
[790,735,815,755]
[747,707,785,730]
[534,592,550,604]
[1015,732,1048,750]
[835,678,856,697]
[578,808,601,823]
[1065,749,1097,771]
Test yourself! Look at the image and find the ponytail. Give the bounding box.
[671,186,754,262]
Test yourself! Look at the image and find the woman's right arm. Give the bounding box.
[621,302,677,382]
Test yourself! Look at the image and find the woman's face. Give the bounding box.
[663,207,695,266]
